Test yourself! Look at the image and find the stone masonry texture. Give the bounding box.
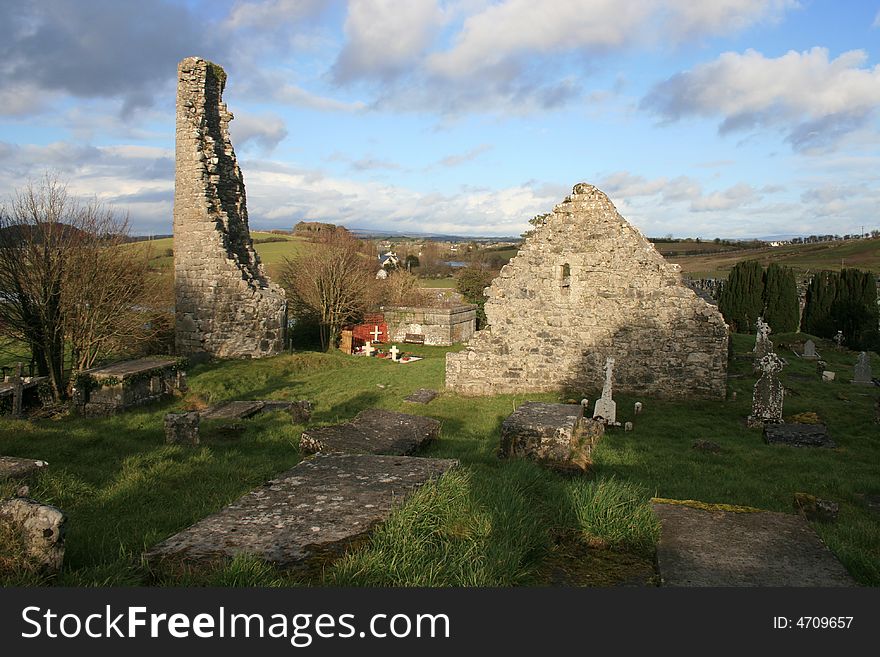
[446,183,729,399]
[174,57,287,358]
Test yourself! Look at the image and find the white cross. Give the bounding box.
[389,345,400,362]
[364,341,375,357]
[370,325,383,342]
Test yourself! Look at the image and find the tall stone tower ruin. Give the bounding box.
[174,57,286,358]
[446,183,728,399]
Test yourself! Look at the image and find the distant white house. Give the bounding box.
[378,251,400,269]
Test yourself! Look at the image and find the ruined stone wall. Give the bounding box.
[383,305,477,345]
[446,184,728,399]
[174,57,286,358]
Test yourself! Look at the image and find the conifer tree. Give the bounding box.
[802,270,836,338]
[719,260,764,333]
[762,263,799,333]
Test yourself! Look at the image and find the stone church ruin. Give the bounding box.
[446,183,728,399]
[174,57,287,358]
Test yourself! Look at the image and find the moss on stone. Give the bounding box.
[652,497,764,514]
[206,62,227,90]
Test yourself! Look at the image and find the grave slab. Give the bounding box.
[146,454,457,569]
[763,423,836,448]
[653,501,855,587]
[0,456,48,480]
[501,402,603,473]
[300,409,440,456]
[201,400,314,423]
[404,388,438,404]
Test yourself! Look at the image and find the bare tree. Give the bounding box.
[0,175,165,400]
[278,233,377,351]
[379,270,429,307]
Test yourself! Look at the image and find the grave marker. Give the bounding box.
[802,339,817,359]
[748,352,785,428]
[852,351,873,385]
[389,345,400,362]
[592,357,617,424]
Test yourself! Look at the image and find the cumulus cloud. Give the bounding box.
[437,144,492,167]
[224,0,328,30]
[229,112,289,152]
[330,0,798,114]
[0,0,222,116]
[641,47,880,151]
[333,0,445,83]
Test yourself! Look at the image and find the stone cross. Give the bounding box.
[834,330,845,349]
[593,357,617,424]
[11,362,23,419]
[389,345,400,362]
[364,341,376,357]
[370,325,383,342]
[852,351,872,385]
[802,339,817,359]
[753,317,773,359]
[748,352,785,428]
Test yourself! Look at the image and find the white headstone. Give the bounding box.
[592,357,617,424]
[624,421,633,431]
[389,345,400,362]
[370,325,383,342]
[634,401,642,415]
[822,370,835,382]
[364,341,376,357]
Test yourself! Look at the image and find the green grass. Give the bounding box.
[1,336,878,586]
[418,278,458,288]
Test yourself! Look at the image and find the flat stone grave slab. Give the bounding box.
[764,423,836,448]
[201,400,312,422]
[87,356,179,379]
[404,388,438,404]
[146,453,457,569]
[653,501,855,587]
[201,401,268,421]
[0,456,48,480]
[300,409,440,456]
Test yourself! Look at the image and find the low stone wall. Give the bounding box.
[383,304,476,346]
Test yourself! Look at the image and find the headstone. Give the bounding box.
[634,401,642,415]
[592,357,617,424]
[852,351,872,385]
[730,391,737,401]
[404,388,438,404]
[0,457,48,481]
[816,359,827,374]
[802,339,817,359]
[0,497,66,573]
[793,493,839,523]
[763,423,836,448]
[822,371,835,382]
[146,454,458,570]
[11,362,23,418]
[624,421,633,431]
[747,353,785,428]
[164,412,200,446]
[389,345,400,362]
[580,398,589,409]
[300,409,440,456]
[501,402,604,473]
[339,330,353,355]
[364,341,376,357]
[753,317,773,359]
[370,325,383,342]
[833,330,845,350]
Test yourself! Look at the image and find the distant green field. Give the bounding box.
[669,237,880,278]
[418,278,457,288]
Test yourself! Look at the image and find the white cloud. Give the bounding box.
[333,0,445,83]
[224,0,327,30]
[230,112,289,152]
[642,47,880,151]
[873,10,880,28]
[437,144,492,167]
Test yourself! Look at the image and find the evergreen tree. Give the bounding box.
[719,260,764,333]
[762,263,799,333]
[802,270,836,337]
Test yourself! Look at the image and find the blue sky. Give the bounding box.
[1,0,878,237]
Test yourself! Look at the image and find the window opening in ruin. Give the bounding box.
[560,263,571,288]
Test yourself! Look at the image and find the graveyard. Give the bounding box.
[1,56,878,590]
[1,332,878,586]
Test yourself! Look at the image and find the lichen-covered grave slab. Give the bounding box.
[653,501,855,587]
[202,400,314,422]
[763,423,836,448]
[145,454,457,569]
[300,409,440,456]
[0,456,48,481]
[500,402,604,473]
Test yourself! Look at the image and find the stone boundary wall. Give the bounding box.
[384,304,477,346]
[446,183,728,399]
[173,57,287,358]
